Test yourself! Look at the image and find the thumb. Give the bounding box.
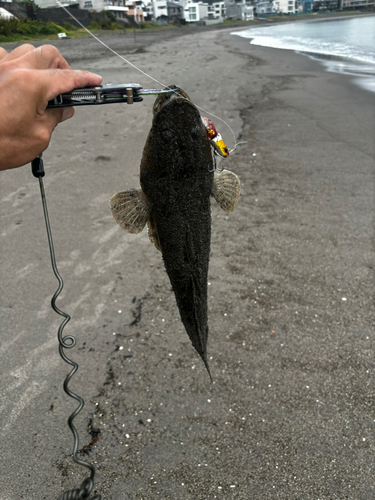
[60,107,75,123]
[41,107,75,137]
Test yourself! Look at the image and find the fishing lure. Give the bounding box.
[201,116,229,158]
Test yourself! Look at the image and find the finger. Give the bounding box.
[5,44,35,62]
[12,45,71,71]
[37,45,71,70]
[23,109,73,162]
[41,68,102,103]
[43,107,74,130]
[0,48,8,62]
[31,108,75,158]
[60,107,75,123]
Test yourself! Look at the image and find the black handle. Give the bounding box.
[31,156,45,178]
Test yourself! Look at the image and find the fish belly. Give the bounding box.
[153,194,211,361]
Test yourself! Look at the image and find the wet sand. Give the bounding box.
[1,24,374,499]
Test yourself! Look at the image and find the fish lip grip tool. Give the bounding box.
[47,83,179,108]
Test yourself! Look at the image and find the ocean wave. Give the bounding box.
[233,32,375,67]
[232,18,375,87]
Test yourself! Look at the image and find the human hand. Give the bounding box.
[0,44,102,170]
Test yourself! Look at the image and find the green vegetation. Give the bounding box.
[0,17,127,43]
[0,18,67,42]
[101,10,116,22]
[62,21,78,31]
[87,13,125,31]
[140,21,170,29]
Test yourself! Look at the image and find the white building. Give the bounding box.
[149,0,167,20]
[207,1,225,21]
[147,0,224,23]
[273,0,297,13]
[77,0,129,20]
[226,0,254,19]
[256,0,274,13]
[32,0,77,8]
[341,0,374,7]
[183,0,208,22]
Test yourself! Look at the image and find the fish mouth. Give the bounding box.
[153,84,191,116]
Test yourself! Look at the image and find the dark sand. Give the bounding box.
[1,22,374,499]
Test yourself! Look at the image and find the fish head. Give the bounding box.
[152,86,229,158]
[152,84,192,117]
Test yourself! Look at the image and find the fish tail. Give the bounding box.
[202,354,213,383]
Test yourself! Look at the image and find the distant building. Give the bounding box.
[255,0,274,14]
[300,0,313,12]
[148,0,167,21]
[340,0,374,6]
[167,1,183,22]
[273,0,298,13]
[312,0,338,9]
[255,0,298,13]
[146,0,227,23]
[146,0,182,22]
[77,0,130,20]
[33,0,77,9]
[226,0,254,20]
[126,0,144,22]
[77,0,146,23]
[207,0,226,21]
[179,0,208,22]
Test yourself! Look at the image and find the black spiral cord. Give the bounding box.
[32,156,101,500]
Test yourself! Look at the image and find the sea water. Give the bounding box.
[232,16,375,93]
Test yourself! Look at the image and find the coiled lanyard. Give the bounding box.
[32,156,101,500]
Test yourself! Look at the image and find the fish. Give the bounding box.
[109,85,240,379]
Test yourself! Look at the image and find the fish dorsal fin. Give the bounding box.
[212,169,241,214]
[147,216,161,253]
[109,189,152,234]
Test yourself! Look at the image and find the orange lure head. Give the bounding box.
[201,117,229,158]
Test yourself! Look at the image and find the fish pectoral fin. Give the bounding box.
[147,217,161,253]
[109,189,152,234]
[212,169,241,214]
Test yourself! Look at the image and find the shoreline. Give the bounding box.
[0,10,374,48]
[230,13,375,95]
[1,25,374,499]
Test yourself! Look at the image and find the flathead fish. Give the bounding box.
[110,85,240,379]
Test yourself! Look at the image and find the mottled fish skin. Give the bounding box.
[110,85,240,379]
[141,93,213,377]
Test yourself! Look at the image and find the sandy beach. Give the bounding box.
[1,21,374,499]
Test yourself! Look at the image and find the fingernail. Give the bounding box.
[61,107,74,122]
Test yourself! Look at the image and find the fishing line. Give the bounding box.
[55,0,246,152]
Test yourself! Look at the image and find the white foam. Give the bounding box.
[232,17,375,93]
